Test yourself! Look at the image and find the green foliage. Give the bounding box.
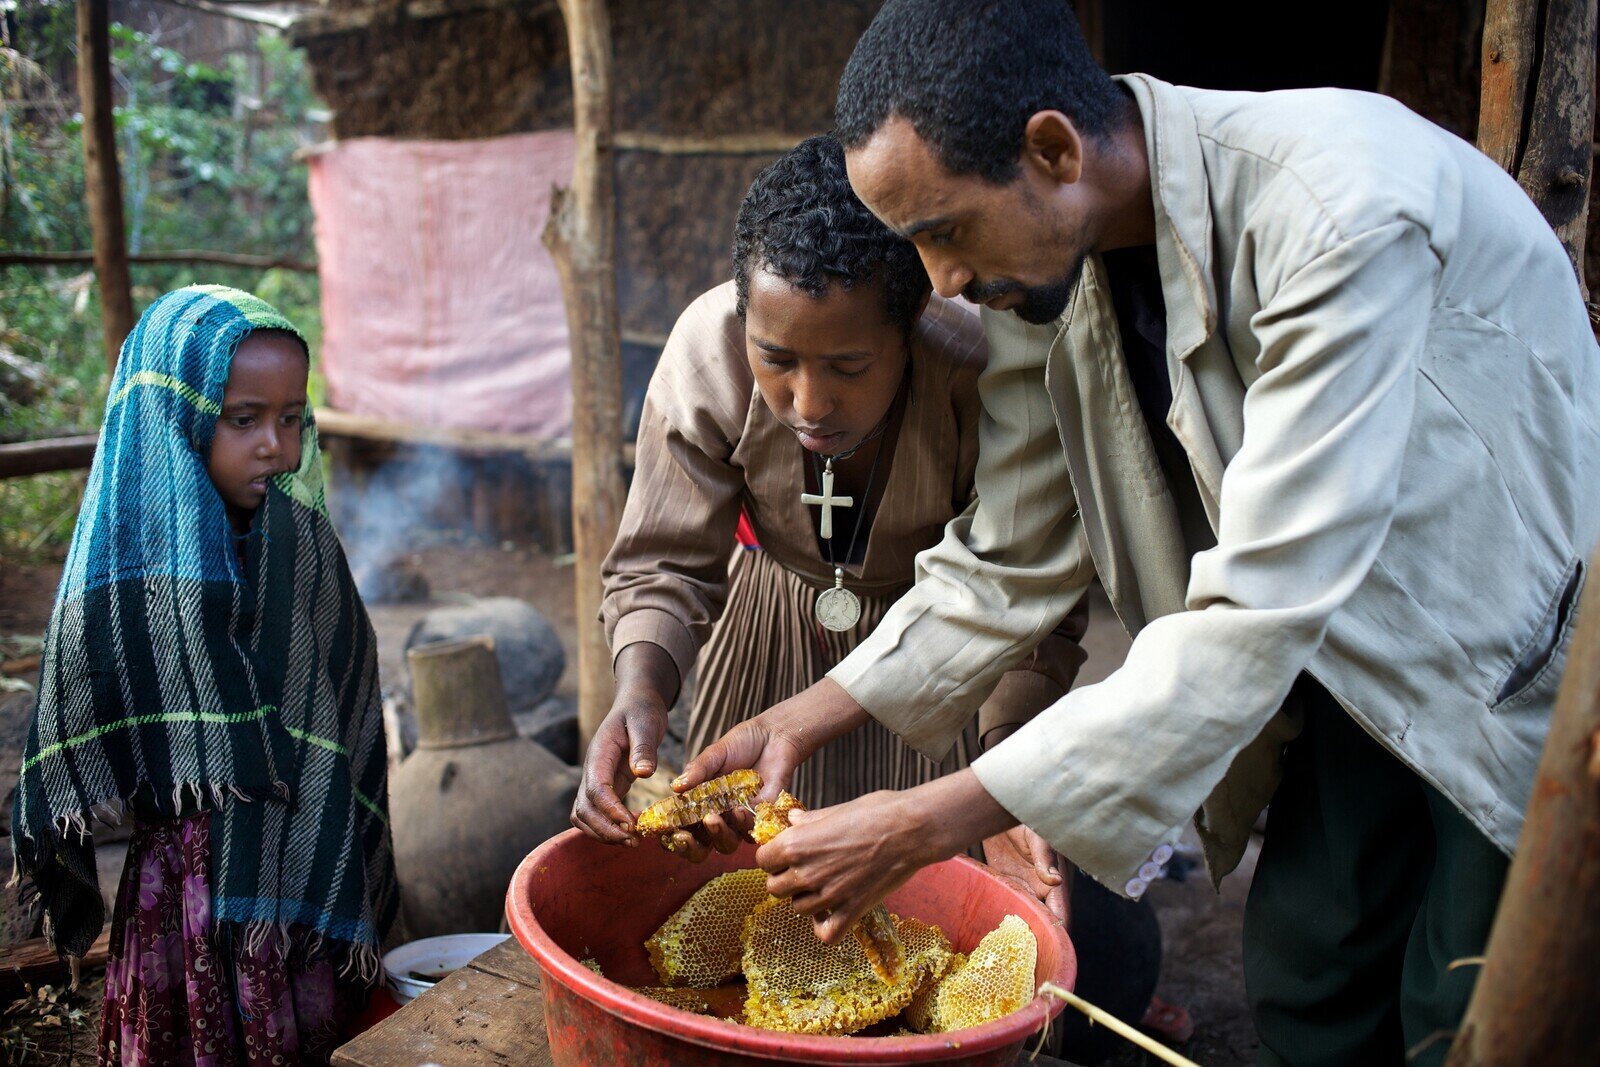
[1,15,326,561]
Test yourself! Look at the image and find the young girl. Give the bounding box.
[12,285,397,1064]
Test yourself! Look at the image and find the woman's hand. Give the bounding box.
[658,679,871,864]
[757,769,1017,943]
[983,825,1069,925]
[570,643,677,844]
[677,678,870,801]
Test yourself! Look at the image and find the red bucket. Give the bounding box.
[506,829,1076,1066]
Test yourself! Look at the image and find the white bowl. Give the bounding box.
[383,933,511,1003]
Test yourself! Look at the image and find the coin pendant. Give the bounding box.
[815,586,862,632]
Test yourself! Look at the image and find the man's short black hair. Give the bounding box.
[732,133,929,333]
[835,0,1125,183]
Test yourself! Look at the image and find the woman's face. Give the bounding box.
[744,269,910,455]
[207,331,308,529]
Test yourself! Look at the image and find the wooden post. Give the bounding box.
[1444,548,1600,1064]
[75,0,135,371]
[544,0,626,752]
[1477,0,1597,298]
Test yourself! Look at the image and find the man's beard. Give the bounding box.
[963,254,1086,325]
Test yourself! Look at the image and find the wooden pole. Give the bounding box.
[0,435,98,480]
[544,0,625,753]
[75,0,135,372]
[0,249,317,273]
[1477,0,1597,298]
[1444,547,1600,1064]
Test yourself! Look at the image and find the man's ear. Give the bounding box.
[1021,110,1084,186]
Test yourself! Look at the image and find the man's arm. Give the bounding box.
[756,221,1442,934]
[829,309,1097,759]
[975,220,1439,889]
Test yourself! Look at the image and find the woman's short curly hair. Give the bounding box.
[732,134,929,333]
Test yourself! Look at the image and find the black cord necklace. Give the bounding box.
[805,417,889,633]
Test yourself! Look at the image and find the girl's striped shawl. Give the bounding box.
[12,286,397,972]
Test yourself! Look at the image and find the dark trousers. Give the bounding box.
[1244,679,1509,1067]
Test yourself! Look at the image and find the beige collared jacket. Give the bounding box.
[830,74,1600,895]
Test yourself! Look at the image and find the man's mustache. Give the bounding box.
[962,277,1025,304]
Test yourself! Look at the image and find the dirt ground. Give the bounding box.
[0,545,1260,1065]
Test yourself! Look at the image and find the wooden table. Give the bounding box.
[333,939,553,1066]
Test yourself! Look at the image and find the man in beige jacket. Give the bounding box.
[680,0,1600,1062]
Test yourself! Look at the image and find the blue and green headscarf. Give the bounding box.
[13,285,397,974]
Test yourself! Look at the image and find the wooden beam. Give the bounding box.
[1075,0,1106,66]
[0,435,97,479]
[612,131,815,156]
[0,249,317,273]
[1478,0,1597,297]
[312,406,636,465]
[289,0,549,42]
[1444,546,1600,1064]
[77,0,136,372]
[545,0,626,753]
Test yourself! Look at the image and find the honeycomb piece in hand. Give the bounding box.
[635,769,763,836]
[926,914,1038,1032]
[750,791,804,845]
[749,790,905,984]
[646,868,771,987]
[739,902,953,1034]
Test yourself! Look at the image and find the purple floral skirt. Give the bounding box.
[98,814,365,1066]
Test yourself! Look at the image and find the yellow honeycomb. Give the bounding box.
[924,915,1038,1032]
[632,986,714,1013]
[749,791,904,983]
[635,770,762,837]
[905,949,963,1032]
[646,868,771,987]
[739,900,954,1035]
[751,791,804,845]
[631,983,748,1021]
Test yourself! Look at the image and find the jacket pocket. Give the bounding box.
[1493,559,1585,708]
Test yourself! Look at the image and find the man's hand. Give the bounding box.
[570,643,677,844]
[678,678,871,801]
[983,825,1068,926]
[757,768,1017,943]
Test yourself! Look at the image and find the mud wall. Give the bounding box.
[298,0,882,341]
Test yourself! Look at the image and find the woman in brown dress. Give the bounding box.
[573,133,1084,907]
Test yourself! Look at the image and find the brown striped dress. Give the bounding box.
[601,282,1086,809]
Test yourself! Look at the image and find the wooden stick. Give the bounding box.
[0,434,97,479]
[76,0,136,372]
[0,249,317,273]
[1037,983,1201,1067]
[0,928,111,997]
[545,0,626,754]
[1444,546,1600,1063]
[1477,0,1596,298]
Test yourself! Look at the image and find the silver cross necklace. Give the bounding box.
[803,416,889,632]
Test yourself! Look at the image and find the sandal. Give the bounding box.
[1140,994,1195,1043]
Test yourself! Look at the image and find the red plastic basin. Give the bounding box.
[506,829,1076,1066]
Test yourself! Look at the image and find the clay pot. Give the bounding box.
[390,636,580,937]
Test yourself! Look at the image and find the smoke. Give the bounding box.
[329,446,477,603]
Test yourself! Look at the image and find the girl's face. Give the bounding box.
[745,269,911,455]
[207,331,308,530]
